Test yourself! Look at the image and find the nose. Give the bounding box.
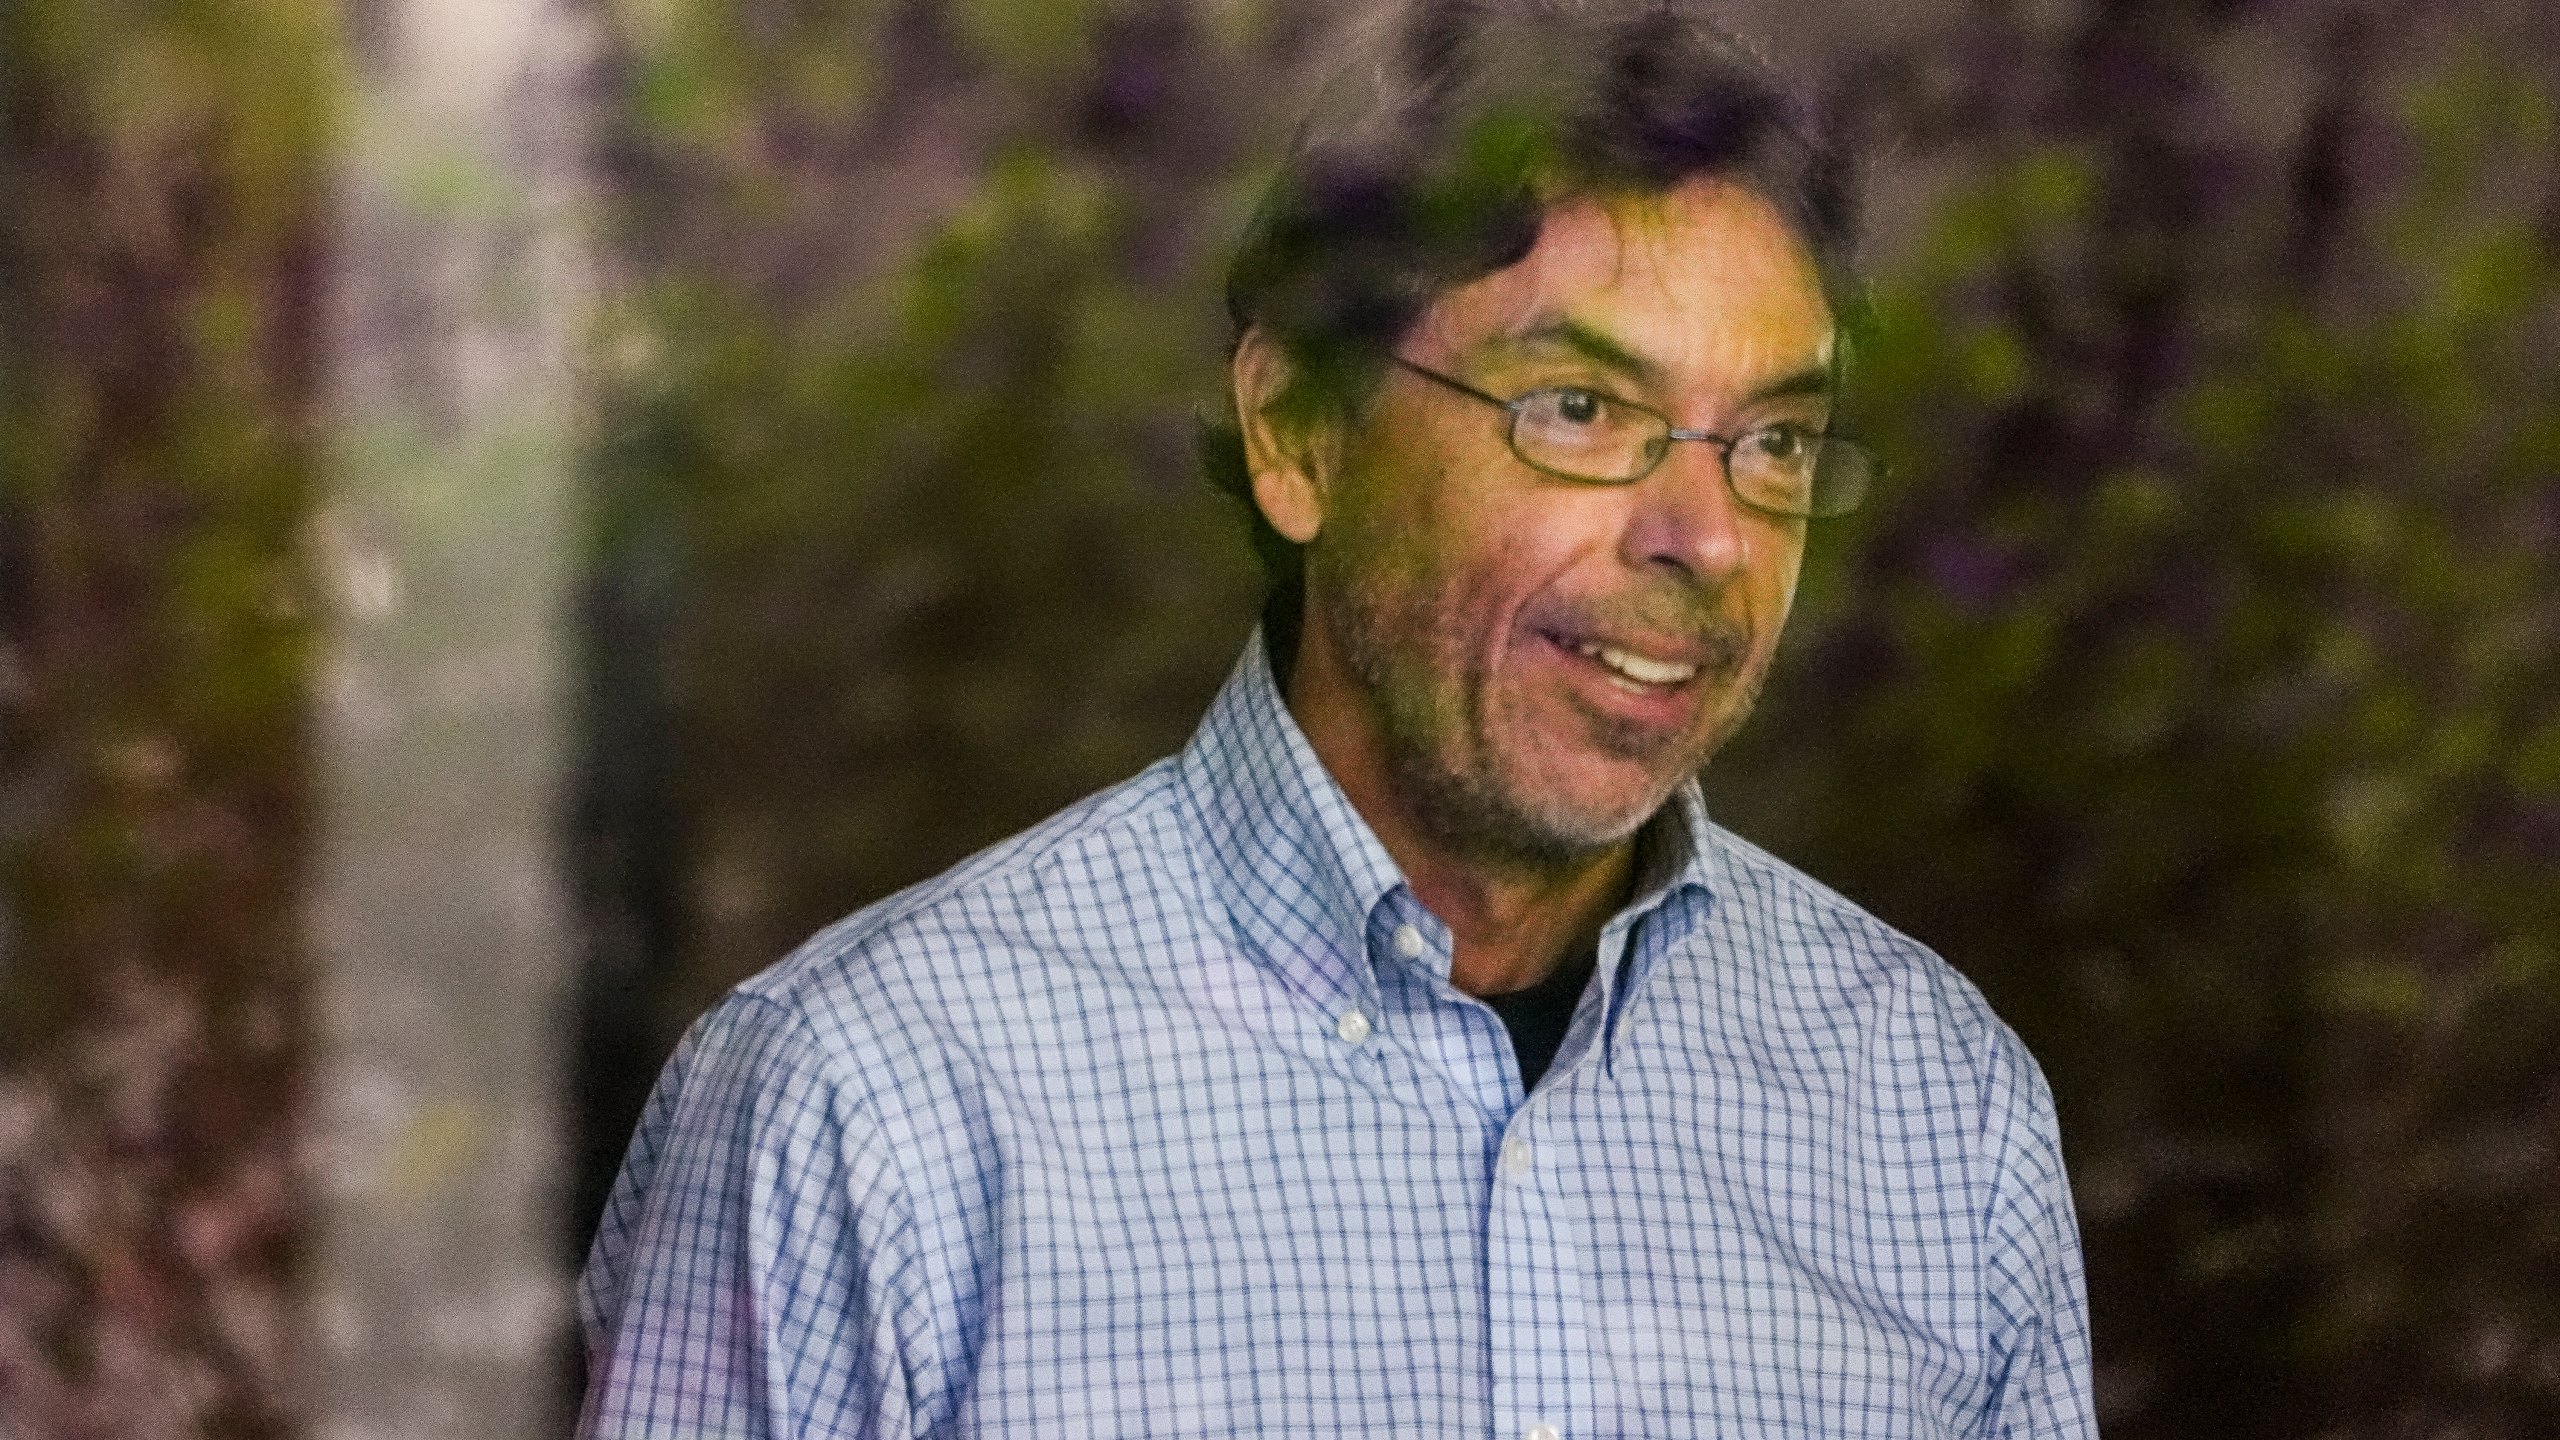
[1616,438,1749,588]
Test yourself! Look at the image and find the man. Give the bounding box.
[579,2,2098,1435]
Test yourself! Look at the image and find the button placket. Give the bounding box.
[1486,1105,1595,1440]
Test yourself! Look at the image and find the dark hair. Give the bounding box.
[1202,0,1867,602]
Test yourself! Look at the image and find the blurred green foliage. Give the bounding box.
[1718,8,2560,1434]
[577,0,1290,1041]
[1,0,331,1433]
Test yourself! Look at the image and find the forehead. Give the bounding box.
[1408,176,1836,387]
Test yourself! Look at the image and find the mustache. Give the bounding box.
[1544,602,1751,674]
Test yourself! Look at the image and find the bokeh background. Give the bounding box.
[3,0,2555,1435]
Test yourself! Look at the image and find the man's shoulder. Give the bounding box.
[1688,819,2023,1084]
[733,755,1212,1034]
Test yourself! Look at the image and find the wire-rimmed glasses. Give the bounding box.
[1388,355,1878,519]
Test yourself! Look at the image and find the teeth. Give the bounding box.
[1575,640,1699,687]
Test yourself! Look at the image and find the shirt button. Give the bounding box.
[1335,1009,1372,1044]
[1525,1426,1561,1440]
[1500,1137,1533,1177]
[1392,923,1425,959]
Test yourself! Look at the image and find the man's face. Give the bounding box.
[1279,177,1834,865]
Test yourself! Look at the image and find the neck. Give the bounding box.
[1397,826,1633,997]
[1279,618,1639,998]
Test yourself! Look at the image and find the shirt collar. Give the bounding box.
[1631,775,1720,913]
[1178,631,1405,1017]
[1178,629,1723,1013]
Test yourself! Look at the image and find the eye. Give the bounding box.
[1528,387,1610,427]
[1740,423,1816,465]
[1507,385,1658,480]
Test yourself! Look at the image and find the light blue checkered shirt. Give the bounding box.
[579,635,2097,1438]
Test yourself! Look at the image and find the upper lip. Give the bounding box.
[1544,627,1726,671]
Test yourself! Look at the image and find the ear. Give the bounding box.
[1230,327,1334,546]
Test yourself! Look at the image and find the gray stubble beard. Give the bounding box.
[1319,562,1765,875]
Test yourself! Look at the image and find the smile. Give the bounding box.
[1572,639,1700,689]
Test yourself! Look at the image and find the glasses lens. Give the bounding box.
[1509,388,1662,482]
[1726,426,1821,515]
[1809,441,1876,518]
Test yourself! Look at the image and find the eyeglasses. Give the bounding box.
[1387,355,1878,519]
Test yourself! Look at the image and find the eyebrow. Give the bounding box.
[1495,317,1836,405]
[1503,317,1662,387]
[1746,365,1836,405]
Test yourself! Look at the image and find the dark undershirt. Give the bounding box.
[1480,946,1599,1092]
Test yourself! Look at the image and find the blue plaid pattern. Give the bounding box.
[578,636,2097,1438]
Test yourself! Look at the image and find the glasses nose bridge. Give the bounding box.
[1652,425,1739,488]
[1662,423,1734,451]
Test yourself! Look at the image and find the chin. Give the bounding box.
[1529,774,1684,850]
[1457,748,1686,862]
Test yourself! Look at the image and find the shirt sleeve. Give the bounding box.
[577,990,924,1440]
[1979,1028,2100,1439]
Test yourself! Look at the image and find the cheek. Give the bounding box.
[1764,537,1804,607]
[1435,493,1575,619]
[1337,468,1517,605]
[1745,531,1806,646]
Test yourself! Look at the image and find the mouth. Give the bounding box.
[1513,619,1758,769]
[1567,637,1702,691]
[1525,622,1746,743]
